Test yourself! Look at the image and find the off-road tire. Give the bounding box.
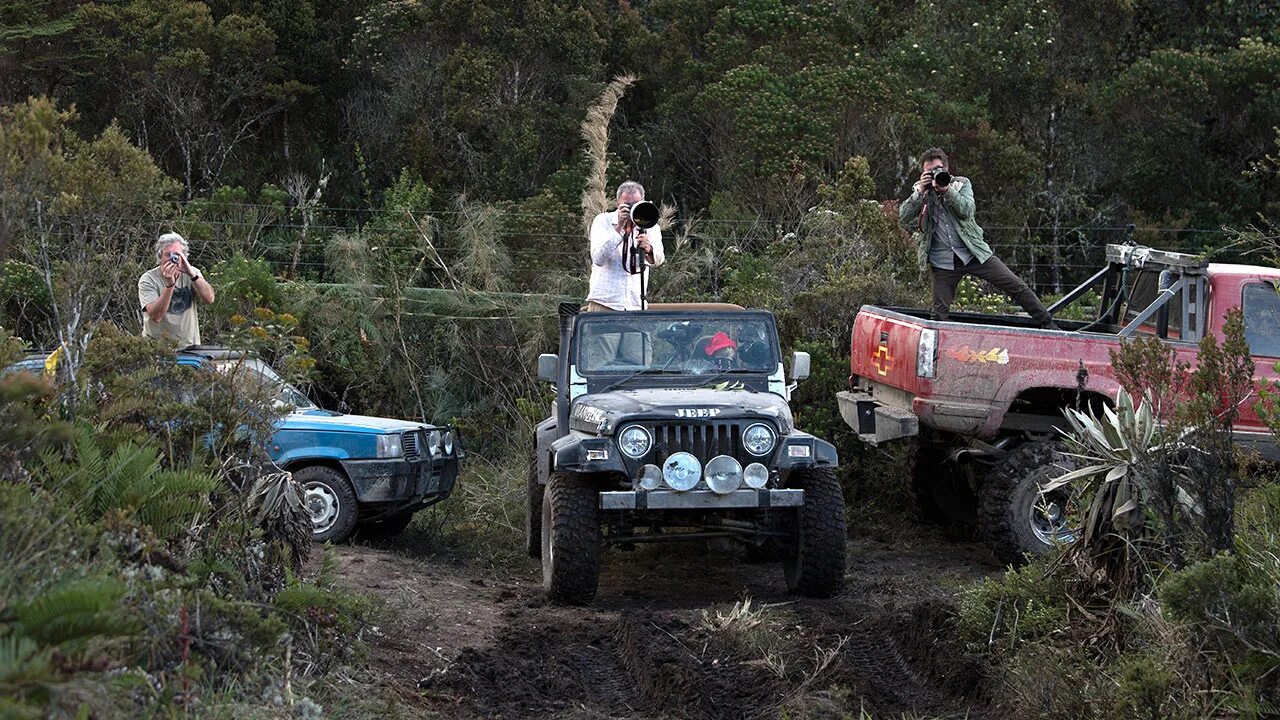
[782,468,847,597]
[525,458,544,558]
[357,510,415,539]
[979,441,1075,566]
[293,465,359,544]
[541,472,600,605]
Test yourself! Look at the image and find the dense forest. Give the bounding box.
[4,1,1280,718]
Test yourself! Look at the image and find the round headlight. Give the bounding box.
[705,455,743,494]
[442,430,454,455]
[744,462,770,489]
[638,464,663,490]
[743,423,777,456]
[618,425,652,459]
[661,452,702,492]
[428,429,442,456]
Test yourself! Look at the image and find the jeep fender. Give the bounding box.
[534,417,559,485]
[775,432,839,470]
[550,433,626,476]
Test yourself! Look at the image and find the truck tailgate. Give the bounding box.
[849,309,927,395]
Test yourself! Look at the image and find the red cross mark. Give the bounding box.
[871,345,894,376]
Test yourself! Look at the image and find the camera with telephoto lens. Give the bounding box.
[928,167,952,188]
[169,252,180,264]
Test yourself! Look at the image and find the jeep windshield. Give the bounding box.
[574,312,779,376]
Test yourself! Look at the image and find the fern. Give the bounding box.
[0,635,53,690]
[15,579,138,648]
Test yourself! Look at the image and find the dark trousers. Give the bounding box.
[931,255,1052,324]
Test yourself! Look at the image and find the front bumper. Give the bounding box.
[342,456,459,503]
[600,488,803,510]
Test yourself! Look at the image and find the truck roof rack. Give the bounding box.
[1104,244,1208,273]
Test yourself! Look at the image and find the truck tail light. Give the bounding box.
[917,329,937,379]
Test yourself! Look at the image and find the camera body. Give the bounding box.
[928,167,952,188]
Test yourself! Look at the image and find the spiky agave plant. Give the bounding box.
[1046,391,1201,590]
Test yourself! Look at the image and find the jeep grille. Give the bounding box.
[651,423,755,464]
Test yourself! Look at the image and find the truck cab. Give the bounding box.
[529,303,846,604]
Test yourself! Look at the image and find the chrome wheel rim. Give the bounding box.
[304,482,340,533]
[1031,490,1075,546]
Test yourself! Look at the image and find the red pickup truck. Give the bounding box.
[838,244,1280,563]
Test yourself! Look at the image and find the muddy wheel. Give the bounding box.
[979,441,1077,565]
[525,457,544,558]
[541,472,600,605]
[358,510,415,539]
[293,465,359,544]
[782,468,847,598]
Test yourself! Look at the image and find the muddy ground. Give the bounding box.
[324,529,1006,720]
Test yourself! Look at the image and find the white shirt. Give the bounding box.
[586,210,665,310]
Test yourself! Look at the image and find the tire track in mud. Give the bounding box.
[337,537,1001,719]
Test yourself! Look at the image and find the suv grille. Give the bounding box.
[402,430,422,462]
[651,423,754,464]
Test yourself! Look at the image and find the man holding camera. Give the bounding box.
[138,232,216,346]
[585,180,665,312]
[899,148,1056,329]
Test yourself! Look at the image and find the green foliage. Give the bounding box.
[957,558,1067,653]
[37,422,220,539]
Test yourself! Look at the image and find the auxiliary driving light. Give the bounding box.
[638,464,663,490]
[428,429,442,456]
[662,452,702,492]
[743,463,770,489]
[705,455,744,494]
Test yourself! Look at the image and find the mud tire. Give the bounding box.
[782,468,847,597]
[525,457,544,558]
[541,472,600,605]
[979,441,1076,566]
[294,465,359,544]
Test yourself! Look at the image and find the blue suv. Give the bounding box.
[14,346,462,542]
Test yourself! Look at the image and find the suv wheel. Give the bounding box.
[541,472,600,605]
[293,465,359,543]
[979,441,1077,565]
[525,458,544,558]
[782,468,847,597]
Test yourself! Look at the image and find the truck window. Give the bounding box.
[1244,282,1280,358]
[1124,269,1182,337]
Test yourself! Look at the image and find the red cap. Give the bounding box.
[704,331,738,356]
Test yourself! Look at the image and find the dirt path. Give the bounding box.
[330,533,1003,719]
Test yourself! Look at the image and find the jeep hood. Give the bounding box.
[570,388,793,434]
[279,409,423,434]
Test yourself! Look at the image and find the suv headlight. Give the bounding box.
[743,423,777,456]
[442,429,454,455]
[428,429,442,456]
[376,434,403,458]
[917,328,937,379]
[618,425,652,458]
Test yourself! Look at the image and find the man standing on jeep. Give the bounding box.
[899,148,1056,329]
[585,180,665,312]
[138,232,216,346]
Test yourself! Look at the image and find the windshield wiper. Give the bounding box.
[599,368,671,394]
[697,368,763,390]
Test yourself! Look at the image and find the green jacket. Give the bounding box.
[897,176,993,273]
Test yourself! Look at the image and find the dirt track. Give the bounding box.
[330,532,1004,719]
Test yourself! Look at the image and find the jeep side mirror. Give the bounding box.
[537,353,558,383]
[789,351,811,382]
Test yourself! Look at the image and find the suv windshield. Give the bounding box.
[213,357,315,410]
[575,313,779,375]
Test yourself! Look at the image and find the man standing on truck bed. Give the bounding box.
[899,148,1057,330]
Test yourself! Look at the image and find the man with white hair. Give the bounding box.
[138,232,215,346]
[585,180,665,312]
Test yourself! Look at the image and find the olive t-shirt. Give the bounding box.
[138,267,202,347]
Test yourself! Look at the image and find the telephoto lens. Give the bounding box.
[930,168,952,187]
